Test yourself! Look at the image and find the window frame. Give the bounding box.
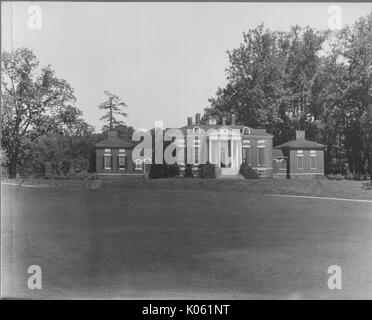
[242,146,251,165]
[135,159,143,171]
[297,150,304,170]
[257,146,265,166]
[118,155,127,170]
[310,150,317,169]
[118,149,127,170]
[104,155,112,170]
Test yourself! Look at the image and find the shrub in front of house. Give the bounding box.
[184,164,194,178]
[327,173,346,180]
[362,180,372,190]
[334,172,370,181]
[360,174,370,181]
[167,163,180,178]
[199,163,216,179]
[239,163,259,179]
[345,172,354,180]
[149,164,167,179]
[149,163,180,178]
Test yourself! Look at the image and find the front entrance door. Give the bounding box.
[220,140,232,168]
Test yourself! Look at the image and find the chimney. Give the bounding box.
[107,130,118,139]
[231,114,236,126]
[296,130,305,140]
[195,113,201,125]
[222,116,226,126]
[187,117,193,126]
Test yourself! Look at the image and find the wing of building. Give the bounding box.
[94,114,326,179]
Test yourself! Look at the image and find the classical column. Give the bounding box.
[235,140,239,168]
[208,139,211,164]
[241,141,243,164]
[218,140,221,167]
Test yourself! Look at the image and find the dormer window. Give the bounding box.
[242,127,250,135]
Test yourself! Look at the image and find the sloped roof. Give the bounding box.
[95,134,135,148]
[178,124,272,136]
[273,149,286,158]
[275,139,326,150]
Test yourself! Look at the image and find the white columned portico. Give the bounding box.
[235,140,238,168]
[207,128,242,170]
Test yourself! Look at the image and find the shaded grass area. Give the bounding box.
[98,178,372,200]
[2,179,372,299]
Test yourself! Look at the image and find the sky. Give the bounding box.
[2,2,371,132]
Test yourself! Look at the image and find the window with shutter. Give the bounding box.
[118,155,127,170]
[243,147,251,165]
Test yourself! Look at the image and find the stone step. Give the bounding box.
[220,168,239,175]
[216,173,245,180]
[215,167,244,179]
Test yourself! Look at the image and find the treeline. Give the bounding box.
[2,14,371,179]
[1,47,132,178]
[203,12,372,177]
[12,124,133,179]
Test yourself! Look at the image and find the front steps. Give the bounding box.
[215,167,244,179]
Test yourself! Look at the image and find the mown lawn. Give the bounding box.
[2,178,372,299]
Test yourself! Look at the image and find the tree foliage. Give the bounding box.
[19,130,102,178]
[1,48,91,177]
[204,13,372,176]
[98,90,128,131]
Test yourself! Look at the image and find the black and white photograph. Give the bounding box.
[1,1,372,303]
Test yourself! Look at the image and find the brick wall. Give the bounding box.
[242,136,273,178]
[289,149,324,179]
[96,148,135,174]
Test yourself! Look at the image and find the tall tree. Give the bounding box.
[1,48,85,178]
[314,13,372,175]
[98,90,128,131]
[203,16,372,176]
[204,24,326,146]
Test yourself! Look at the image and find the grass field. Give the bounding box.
[2,178,372,299]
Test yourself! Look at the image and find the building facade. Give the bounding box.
[95,130,144,175]
[95,118,326,179]
[274,131,326,179]
[174,113,273,178]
